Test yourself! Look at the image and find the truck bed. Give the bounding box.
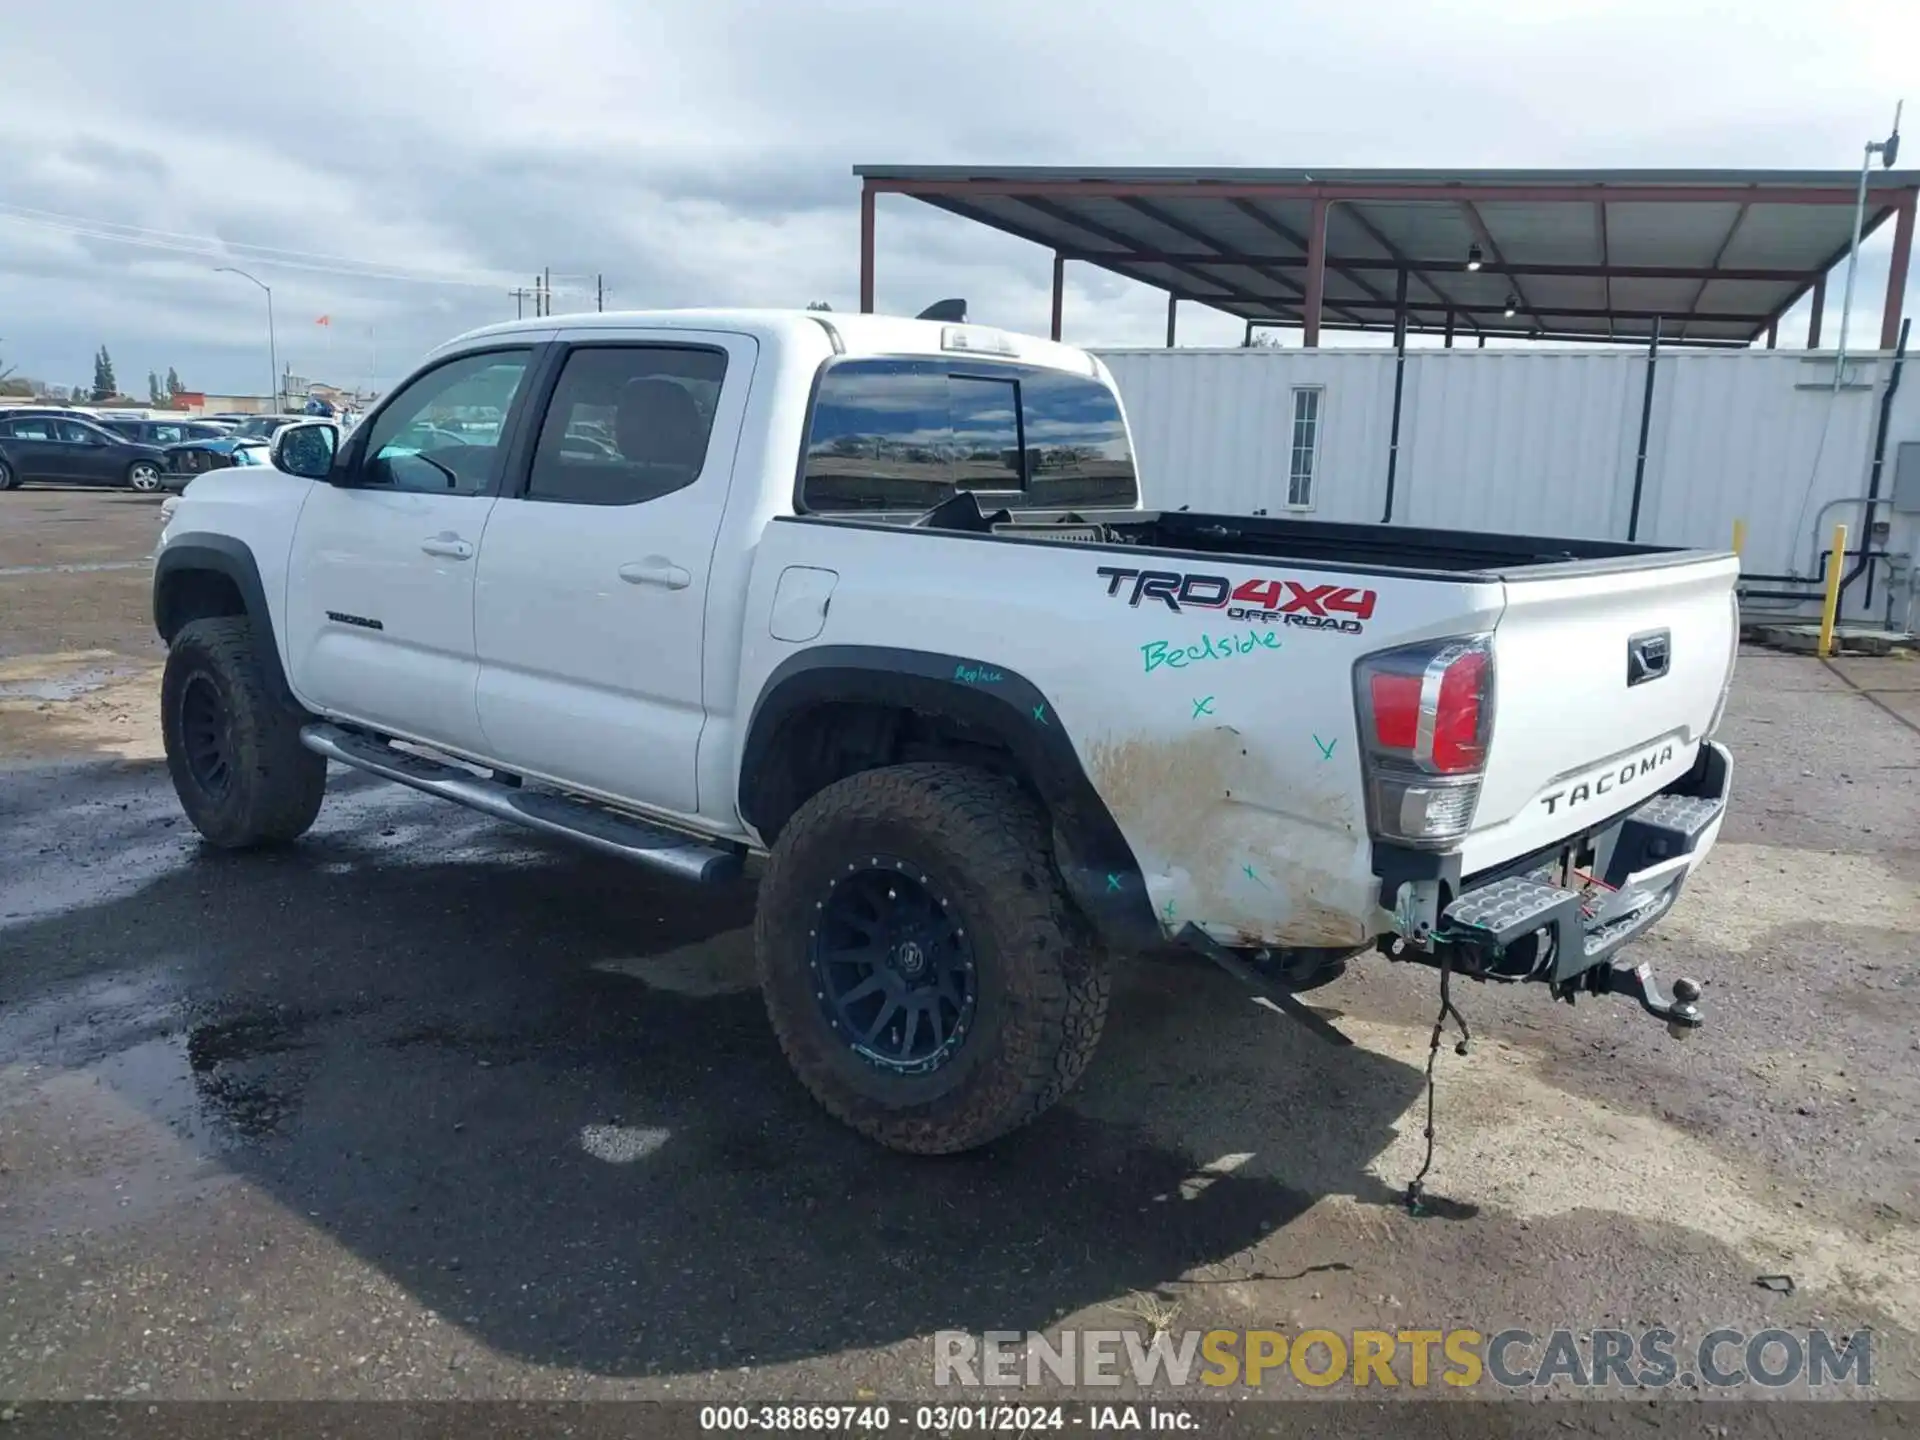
[1101,510,1705,578]
[892,494,1717,580]
[771,499,1737,939]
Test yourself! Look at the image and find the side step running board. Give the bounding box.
[299,723,745,884]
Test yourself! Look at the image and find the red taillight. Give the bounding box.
[1362,643,1491,774]
[1369,672,1421,750]
[1354,636,1496,848]
[1431,650,1488,773]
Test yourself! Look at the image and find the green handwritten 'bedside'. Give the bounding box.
[1141,629,1282,675]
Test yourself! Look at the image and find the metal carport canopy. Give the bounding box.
[854,165,1919,349]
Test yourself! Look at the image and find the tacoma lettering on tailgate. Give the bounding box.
[1540,742,1677,815]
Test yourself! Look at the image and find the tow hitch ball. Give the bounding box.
[1592,961,1704,1039]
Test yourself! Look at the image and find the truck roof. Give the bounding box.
[436,308,1109,379]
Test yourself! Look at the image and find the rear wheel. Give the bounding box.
[161,616,326,847]
[127,461,162,492]
[756,763,1110,1154]
[0,457,16,490]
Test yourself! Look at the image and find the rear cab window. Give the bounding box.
[800,357,1136,514]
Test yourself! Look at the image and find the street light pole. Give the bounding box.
[215,266,278,411]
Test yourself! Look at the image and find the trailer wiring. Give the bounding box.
[1405,952,1472,1217]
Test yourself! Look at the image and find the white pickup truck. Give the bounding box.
[153,309,1738,1154]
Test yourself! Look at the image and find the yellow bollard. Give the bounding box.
[1817,522,1848,659]
[1731,518,1746,556]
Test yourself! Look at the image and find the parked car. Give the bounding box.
[100,417,234,448]
[152,310,1737,1157]
[0,405,102,424]
[160,439,272,491]
[0,413,168,490]
[161,417,320,486]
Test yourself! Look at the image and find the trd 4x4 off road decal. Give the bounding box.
[1095,566,1377,635]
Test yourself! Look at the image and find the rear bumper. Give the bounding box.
[1437,741,1730,985]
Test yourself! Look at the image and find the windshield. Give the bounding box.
[233,417,286,439]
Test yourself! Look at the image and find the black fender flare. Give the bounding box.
[739,645,1161,951]
[152,532,299,711]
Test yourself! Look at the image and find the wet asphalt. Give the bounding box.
[1,500,1918,1413]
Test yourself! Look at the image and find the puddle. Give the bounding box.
[0,969,309,1149]
[0,665,143,702]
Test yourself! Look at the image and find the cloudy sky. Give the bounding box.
[0,0,1911,397]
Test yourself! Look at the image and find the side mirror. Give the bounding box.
[273,421,338,480]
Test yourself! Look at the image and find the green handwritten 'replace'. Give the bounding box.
[1142,630,1282,675]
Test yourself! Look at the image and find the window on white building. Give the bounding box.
[1287,387,1320,509]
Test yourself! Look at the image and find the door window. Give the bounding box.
[524,345,728,505]
[55,420,103,445]
[360,350,531,494]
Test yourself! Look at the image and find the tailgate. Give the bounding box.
[1461,553,1738,873]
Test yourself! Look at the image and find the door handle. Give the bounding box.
[420,535,474,560]
[619,558,692,590]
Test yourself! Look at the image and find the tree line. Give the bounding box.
[62,347,186,405]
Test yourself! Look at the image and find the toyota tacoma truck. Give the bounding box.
[152,309,1738,1154]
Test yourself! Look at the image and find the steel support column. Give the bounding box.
[1444,310,1456,348]
[1302,198,1329,348]
[1881,190,1916,352]
[1050,252,1065,341]
[1628,318,1662,541]
[859,185,876,314]
[1808,274,1825,348]
[1392,267,1410,349]
[1766,320,1778,350]
[1165,293,1178,347]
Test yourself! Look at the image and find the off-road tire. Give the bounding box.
[756,762,1110,1154]
[162,616,326,848]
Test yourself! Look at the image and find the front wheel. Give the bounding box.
[756,763,1110,1154]
[161,616,326,847]
[127,462,163,492]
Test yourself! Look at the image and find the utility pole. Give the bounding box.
[510,286,532,319]
[596,273,604,312]
[544,266,552,318]
[1836,100,1902,383]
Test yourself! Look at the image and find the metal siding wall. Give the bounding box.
[1395,351,1639,538]
[1099,345,1919,624]
[1096,350,1394,520]
[1638,353,1879,578]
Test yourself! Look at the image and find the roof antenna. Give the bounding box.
[1836,99,1903,386]
[916,298,967,322]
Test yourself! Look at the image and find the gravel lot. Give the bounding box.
[3,489,1918,1416]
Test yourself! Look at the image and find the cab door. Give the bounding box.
[282,346,540,756]
[473,330,756,818]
